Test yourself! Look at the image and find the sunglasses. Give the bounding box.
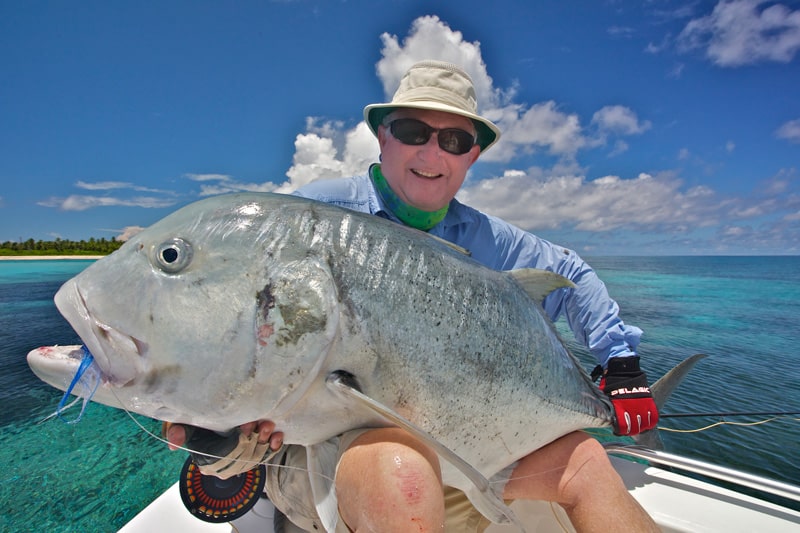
[387,118,476,155]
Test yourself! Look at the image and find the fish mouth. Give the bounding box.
[54,279,148,386]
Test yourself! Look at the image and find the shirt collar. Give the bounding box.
[363,174,476,257]
[363,170,473,231]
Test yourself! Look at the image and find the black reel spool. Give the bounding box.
[178,456,266,523]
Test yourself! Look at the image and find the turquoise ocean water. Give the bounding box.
[1,257,799,532]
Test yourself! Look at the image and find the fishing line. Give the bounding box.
[659,416,800,434]
[62,381,600,532]
[488,464,574,486]
[108,382,576,491]
[661,411,800,418]
[106,387,336,483]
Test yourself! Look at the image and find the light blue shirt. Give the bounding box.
[294,172,641,367]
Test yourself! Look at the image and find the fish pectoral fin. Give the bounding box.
[508,268,575,304]
[325,371,525,529]
[306,441,340,533]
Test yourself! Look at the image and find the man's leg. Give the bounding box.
[503,432,659,533]
[334,429,657,533]
[335,428,445,532]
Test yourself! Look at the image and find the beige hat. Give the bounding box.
[363,60,501,152]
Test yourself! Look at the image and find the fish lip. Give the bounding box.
[27,345,95,389]
[55,280,147,386]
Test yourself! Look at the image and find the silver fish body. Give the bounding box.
[29,192,614,524]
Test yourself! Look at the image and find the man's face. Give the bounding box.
[377,108,481,212]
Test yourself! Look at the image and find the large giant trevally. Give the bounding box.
[27,192,696,530]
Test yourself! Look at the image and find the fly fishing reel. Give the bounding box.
[178,456,266,523]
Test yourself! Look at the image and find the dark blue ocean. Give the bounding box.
[1,257,799,532]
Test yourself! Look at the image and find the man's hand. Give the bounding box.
[164,420,284,479]
[599,356,658,436]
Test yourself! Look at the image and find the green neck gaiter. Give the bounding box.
[370,164,448,231]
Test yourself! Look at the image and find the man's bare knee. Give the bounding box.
[336,428,444,532]
[504,432,617,505]
[556,435,617,507]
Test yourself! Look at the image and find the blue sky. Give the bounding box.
[2,0,799,255]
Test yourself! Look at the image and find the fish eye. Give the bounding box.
[154,238,193,274]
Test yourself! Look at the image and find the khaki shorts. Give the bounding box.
[264,429,497,532]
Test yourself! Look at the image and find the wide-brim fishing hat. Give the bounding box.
[363,60,501,153]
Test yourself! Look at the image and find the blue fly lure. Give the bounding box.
[42,345,102,424]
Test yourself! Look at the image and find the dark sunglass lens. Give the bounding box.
[390,119,431,145]
[439,130,474,155]
[389,119,474,155]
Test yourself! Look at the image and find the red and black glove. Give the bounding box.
[597,356,658,436]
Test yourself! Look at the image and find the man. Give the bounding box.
[167,60,659,532]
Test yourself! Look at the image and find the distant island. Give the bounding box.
[0,238,123,257]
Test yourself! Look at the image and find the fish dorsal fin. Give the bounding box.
[508,268,575,304]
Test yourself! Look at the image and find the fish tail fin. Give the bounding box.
[633,353,707,448]
[651,353,707,412]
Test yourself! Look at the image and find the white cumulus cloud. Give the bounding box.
[592,106,652,135]
[116,226,145,241]
[38,195,177,211]
[281,15,651,186]
[776,118,800,143]
[458,170,721,233]
[677,0,800,66]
